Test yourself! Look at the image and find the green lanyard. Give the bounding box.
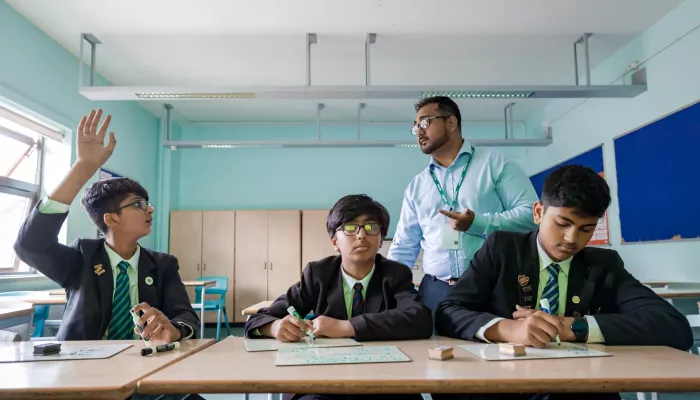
[429,146,475,211]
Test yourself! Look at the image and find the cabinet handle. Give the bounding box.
[264,261,267,270]
[203,263,207,271]
[196,263,200,271]
[270,262,273,270]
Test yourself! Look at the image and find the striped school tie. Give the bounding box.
[542,263,561,315]
[351,282,365,318]
[107,261,132,340]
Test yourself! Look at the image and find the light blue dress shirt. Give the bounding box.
[387,140,539,281]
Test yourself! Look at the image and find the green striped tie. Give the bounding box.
[107,261,132,340]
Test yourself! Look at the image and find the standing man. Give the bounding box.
[387,96,538,315]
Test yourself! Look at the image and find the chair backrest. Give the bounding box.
[194,276,228,303]
[687,314,700,328]
[0,330,21,342]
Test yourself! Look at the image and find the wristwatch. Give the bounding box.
[571,316,589,342]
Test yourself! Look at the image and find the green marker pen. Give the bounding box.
[287,305,316,342]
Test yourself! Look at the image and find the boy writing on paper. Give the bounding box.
[14,109,199,344]
[434,165,693,400]
[245,194,432,400]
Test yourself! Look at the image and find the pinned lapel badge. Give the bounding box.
[93,264,105,276]
[517,274,529,286]
[145,276,154,286]
[572,295,581,304]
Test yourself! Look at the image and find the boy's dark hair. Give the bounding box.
[414,96,462,130]
[326,194,390,238]
[541,165,610,219]
[81,177,149,234]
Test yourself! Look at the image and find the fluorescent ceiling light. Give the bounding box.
[165,138,553,149]
[80,84,646,101]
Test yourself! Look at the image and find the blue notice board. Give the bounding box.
[614,100,700,243]
[529,145,609,245]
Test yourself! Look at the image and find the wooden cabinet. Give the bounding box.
[234,210,301,322]
[301,209,336,270]
[169,211,235,323]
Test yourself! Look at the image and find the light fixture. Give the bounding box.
[137,92,256,99]
[420,91,534,99]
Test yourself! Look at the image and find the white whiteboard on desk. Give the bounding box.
[459,342,610,361]
[275,345,411,366]
[244,338,361,352]
[0,343,132,363]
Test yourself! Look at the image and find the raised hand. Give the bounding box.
[76,109,116,169]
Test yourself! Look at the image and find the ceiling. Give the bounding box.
[7,0,682,123]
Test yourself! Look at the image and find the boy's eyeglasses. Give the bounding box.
[337,223,381,236]
[113,199,153,213]
[411,116,449,136]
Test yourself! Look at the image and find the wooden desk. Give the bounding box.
[242,300,273,316]
[138,336,700,395]
[653,287,700,299]
[182,280,216,336]
[0,302,33,339]
[0,339,213,400]
[0,291,66,306]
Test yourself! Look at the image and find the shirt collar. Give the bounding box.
[104,243,140,272]
[535,235,571,277]
[429,139,474,169]
[341,265,375,292]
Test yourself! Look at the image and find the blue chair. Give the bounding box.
[0,291,52,338]
[194,276,232,341]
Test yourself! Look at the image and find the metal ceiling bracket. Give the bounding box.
[306,33,317,86]
[365,33,377,86]
[574,33,593,86]
[164,104,173,142]
[316,103,324,139]
[357,103,366,140]
[79,33,102,87]
[504,103,515,139]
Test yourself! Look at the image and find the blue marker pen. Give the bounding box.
[539,298,561,346]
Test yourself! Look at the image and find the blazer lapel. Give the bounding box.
[566,252,594,317]
[137,248,159,309]
[91,244,114,337]
[516,233,540,310]
[326,269,347,320]
[364,264,384,314]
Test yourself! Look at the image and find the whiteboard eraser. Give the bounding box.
[428,346,454,360]
[499,343,526,356]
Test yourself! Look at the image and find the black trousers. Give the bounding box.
[432,393,621,400]
[419,274,454,317]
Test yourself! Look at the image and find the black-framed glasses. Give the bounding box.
[411,116,449,136]
[337,223,381,236]
[113,199,153,213]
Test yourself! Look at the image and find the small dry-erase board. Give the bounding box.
[460,342,611,361]
[275,345,411,366]
[0,343,132,363]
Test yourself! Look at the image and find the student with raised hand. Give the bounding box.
[14,109,199,344]
[245,194,431,400]
[433,165,693,400]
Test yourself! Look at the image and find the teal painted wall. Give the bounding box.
[0,2,159,290]
[523,0,700,282]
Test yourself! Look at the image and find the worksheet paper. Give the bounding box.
[0,343,132,363]
[274,345,411,366]
[244,338,361,352]
[459,342,611,361]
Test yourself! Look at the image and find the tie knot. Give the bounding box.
[353,282,363,292]
[547,263,560,276]
[117,261,129,274]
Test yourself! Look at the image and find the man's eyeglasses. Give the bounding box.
[113,199,153,213]
[337,223,381,236]
[412,116,449,136]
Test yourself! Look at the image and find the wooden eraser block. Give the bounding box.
[428,346,454,360]
[499,343,526,356]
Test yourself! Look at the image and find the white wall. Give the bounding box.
[523,0,700,281]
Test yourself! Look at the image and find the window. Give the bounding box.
[0,103,65,274]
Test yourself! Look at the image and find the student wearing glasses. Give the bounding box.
[246,195,431,398]
[14,109,199,344]
[388,96,539,316]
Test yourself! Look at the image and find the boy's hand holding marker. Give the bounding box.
[487,304,576,348]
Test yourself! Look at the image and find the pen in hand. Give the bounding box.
[539,298,561,346]
[287,306,316,343]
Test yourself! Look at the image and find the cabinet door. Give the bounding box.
[234,211,268,323]
[301,209,335,270]
[267,210,302,300]
[169,211,203,302]
[201,211,235,324]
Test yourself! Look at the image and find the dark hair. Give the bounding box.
[81,177,149,234]
[414,96,462,130]
[541,165,610,218]
[326,194,390,238]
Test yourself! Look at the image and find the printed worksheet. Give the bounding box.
[274,345,411,366]
[459,342,611,361]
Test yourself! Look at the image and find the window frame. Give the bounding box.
[0,115,48,275]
